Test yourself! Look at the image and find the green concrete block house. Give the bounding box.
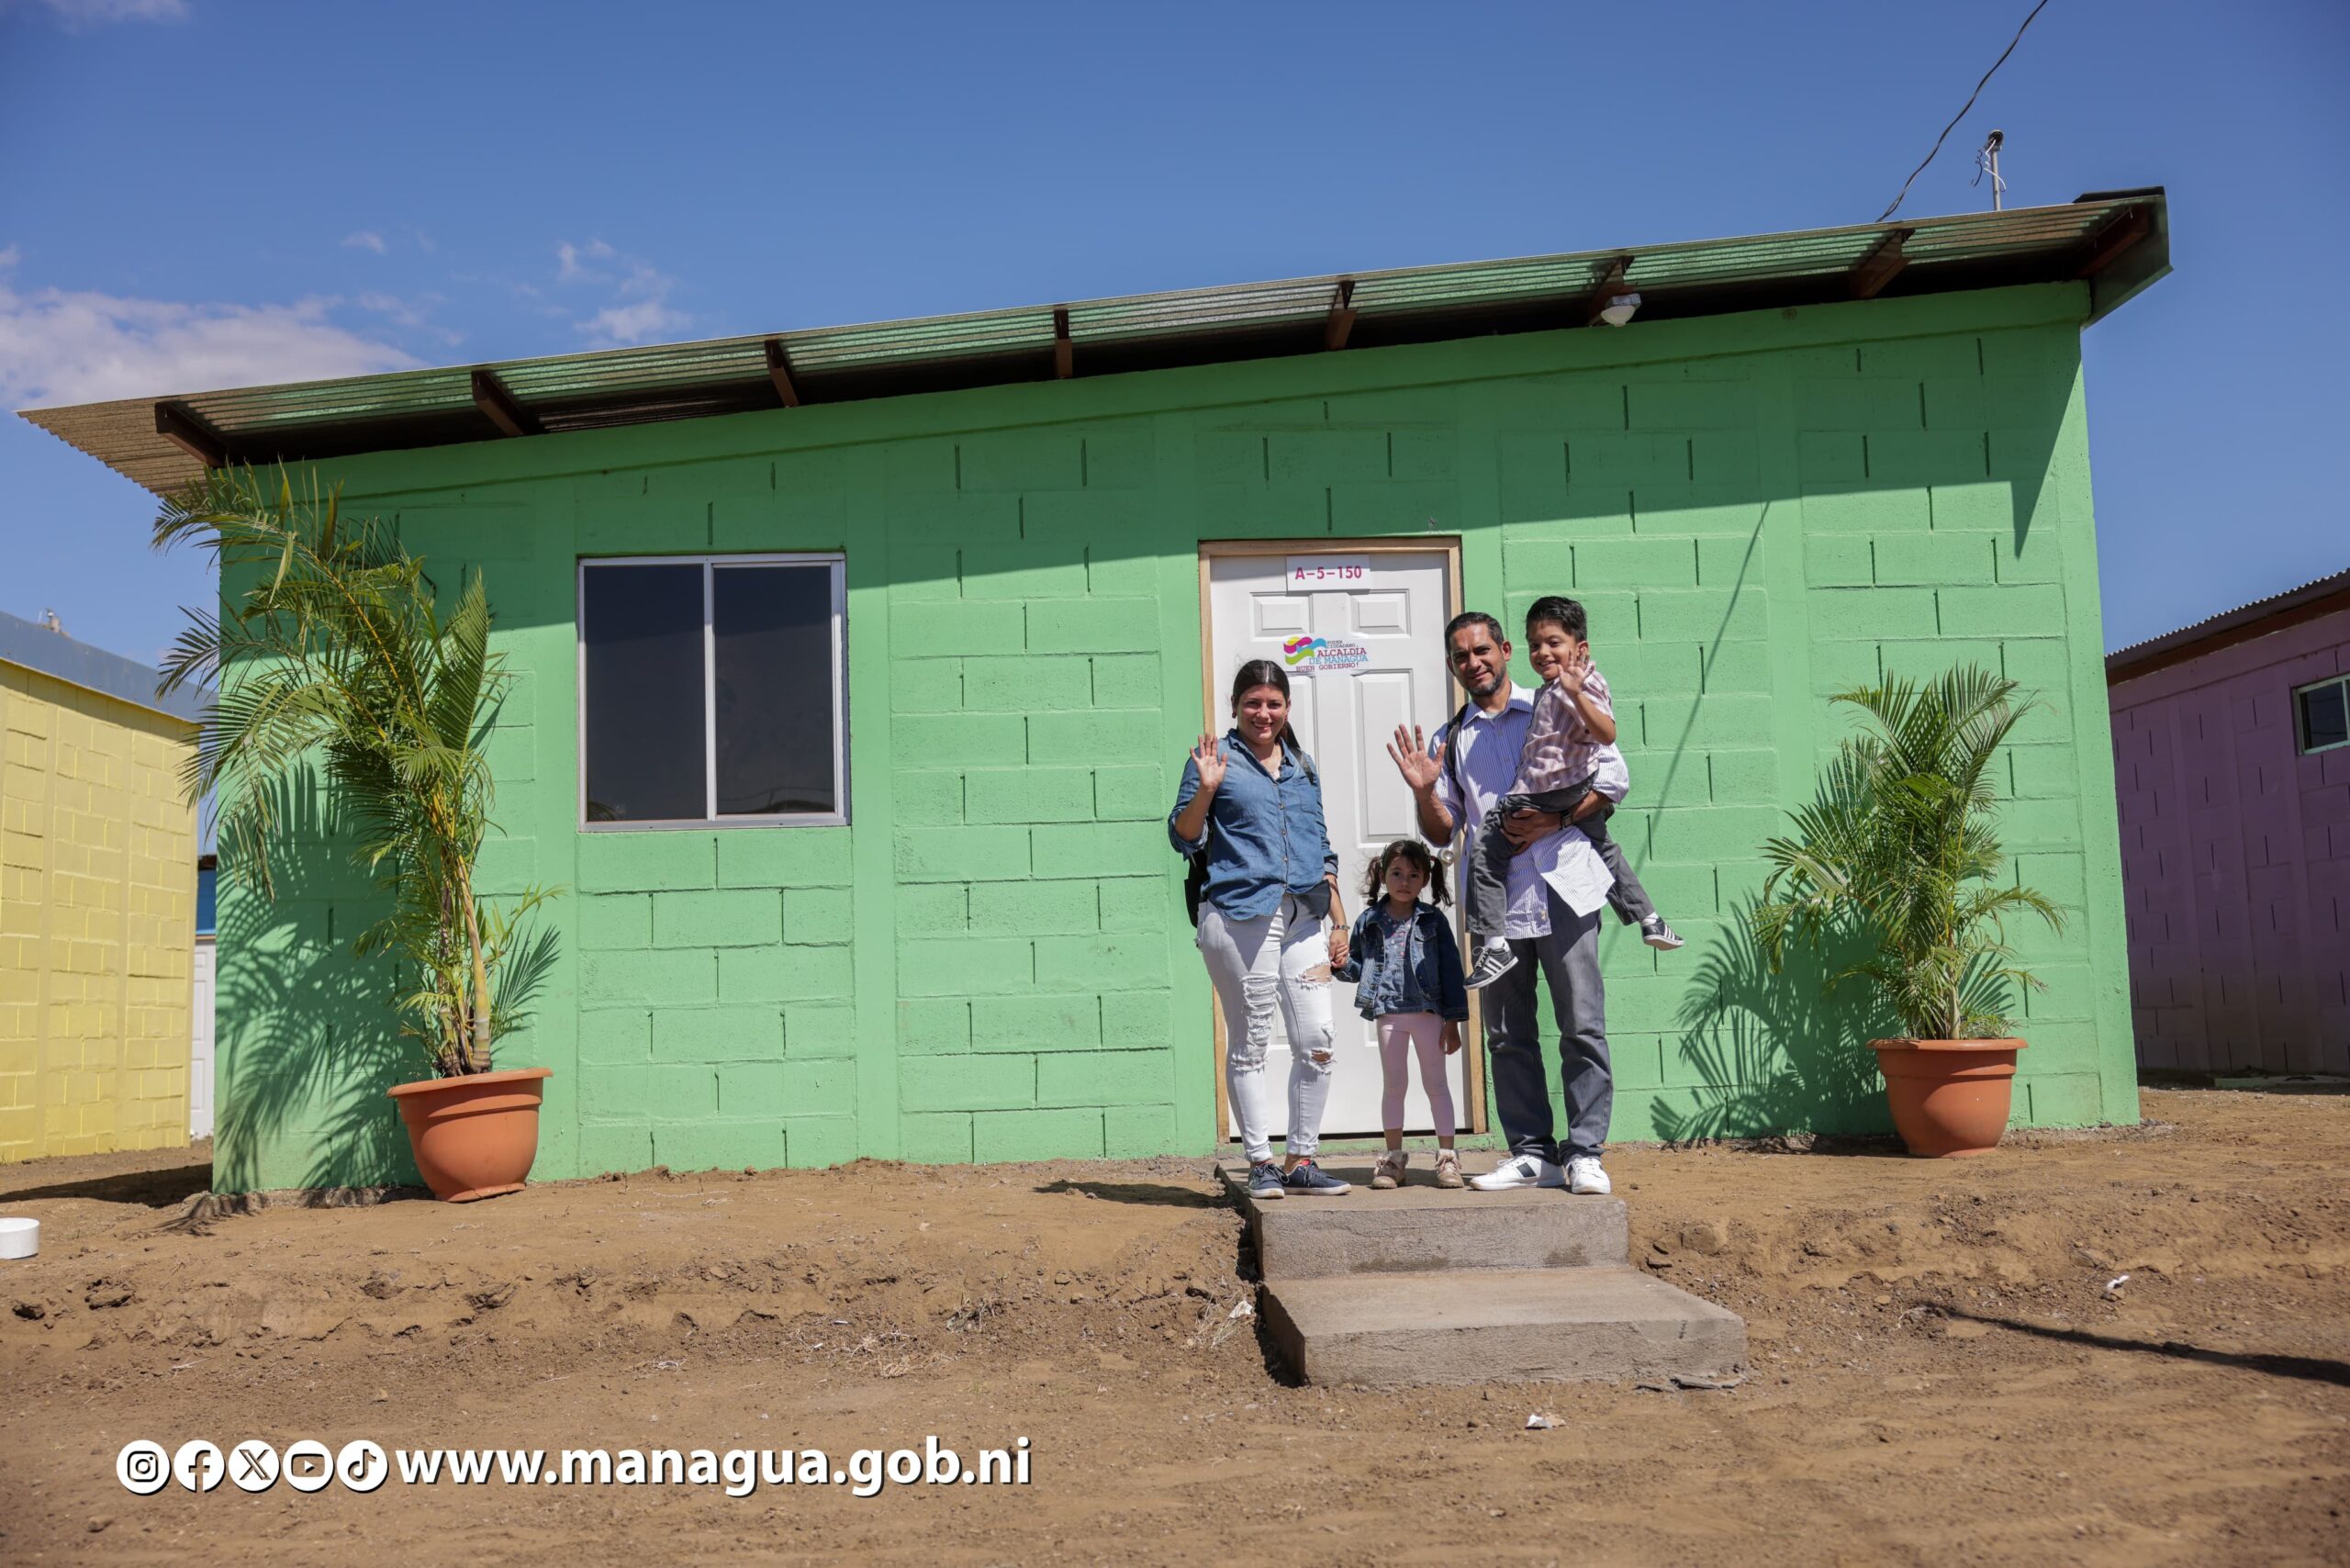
[28,192,2169,1190]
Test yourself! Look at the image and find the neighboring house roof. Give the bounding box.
[2106,566,2350,685]
[0,607,204,722]
[18,191,2168,498]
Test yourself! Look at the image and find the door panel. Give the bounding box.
[1205,546,1464,1138]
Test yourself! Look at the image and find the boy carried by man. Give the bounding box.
[1461,595,1679,991]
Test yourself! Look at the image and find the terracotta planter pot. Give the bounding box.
[387,1066,553,1202]
[1869,1038,2023,1158]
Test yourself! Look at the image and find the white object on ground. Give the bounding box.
[2104,1273,2130,1294]
[0,1217,37,1259]
[1526,1413,1561,1429]
[1225,1297,1255,1321]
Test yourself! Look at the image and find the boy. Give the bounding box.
[1462,596,1680,990]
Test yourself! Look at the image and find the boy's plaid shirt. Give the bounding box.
[1512,665,1614,793]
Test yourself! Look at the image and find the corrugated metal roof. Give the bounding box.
[20,191,2167,497]
[0,607,203,722]
[2107,566,2350,682]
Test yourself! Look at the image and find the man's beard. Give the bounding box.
[1462,667,1506,700]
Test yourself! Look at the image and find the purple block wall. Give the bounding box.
[2108,608,2350,1075]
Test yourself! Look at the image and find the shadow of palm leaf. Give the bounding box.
[213,773,420,1192]
[1652,897,1894,1145]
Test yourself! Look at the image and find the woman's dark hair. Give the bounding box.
[1525,595,1588,641]
[1363,837,1449,906]
[1229,659,1303,757]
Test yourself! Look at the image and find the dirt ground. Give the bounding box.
[2,1088,2346,1567]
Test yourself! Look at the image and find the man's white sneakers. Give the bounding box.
[1566,1156,1612,1195]
[1467,1153,1566,1191]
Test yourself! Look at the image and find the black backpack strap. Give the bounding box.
[1440,699,1475,804]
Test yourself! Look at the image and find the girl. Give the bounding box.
[1168,660,1351,1201]
[1337,839,1470,1190]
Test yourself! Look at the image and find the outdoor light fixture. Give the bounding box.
[1598,291,1642,327]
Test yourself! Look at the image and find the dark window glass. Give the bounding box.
[582,564,706,822]
[2302,680,2349,753]
[713,566,837,816]
[196,864,217,936]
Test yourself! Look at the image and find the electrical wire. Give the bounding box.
[1876,0,2053,222]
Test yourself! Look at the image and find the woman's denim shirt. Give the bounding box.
[1168,733,1337,920]
[1336,902,1470,1023]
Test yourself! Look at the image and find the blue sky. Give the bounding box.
[2,0,2344,666]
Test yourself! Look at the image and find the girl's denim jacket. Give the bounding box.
[1335,902,1470,1024]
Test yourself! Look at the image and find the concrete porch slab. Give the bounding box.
[1260,1267,1749,1389]
[1214,1155,1629,1279]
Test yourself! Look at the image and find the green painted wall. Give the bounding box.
[212,283,2139,1191]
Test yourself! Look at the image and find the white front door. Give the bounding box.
[189,939,216,1140]
[1204,544,1468,1138]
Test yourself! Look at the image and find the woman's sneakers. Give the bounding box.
[1369,1149,1408,1190]
[1247,1160,1286,1200]
[1283,1159,1352,1195]
[1463,940,1518,991]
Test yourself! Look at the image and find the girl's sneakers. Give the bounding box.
[1434,1149,1464,1189]
[1369,1149,1408,1190]
[1282,1159,1352,1195]
[1247,1160,1286,1200]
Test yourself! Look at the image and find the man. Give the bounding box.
[1384,610,1628,1194]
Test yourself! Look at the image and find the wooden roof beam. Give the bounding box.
[470,368,540,438]
[1848,227,1913,299]
[1579,256,1635,327]
[1325,277,1358,351]
[764,339,801,408]
[1052,308,1074,379]
[153,401,227,469]
[2076,205,2153,278]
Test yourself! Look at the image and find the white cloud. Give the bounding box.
[555,239,688,347]
[578,297,690,348]
[8,0,188,27]
[1,267,420,408]
[341,230,387,254]
[555,239,615,284]
[355,289,462,347]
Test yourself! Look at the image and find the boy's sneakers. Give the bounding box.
[1639,915,1685,951]
[1463,941,1519,991]
[1468,1152,1567,1191]
[1369,1150,1408,1190]
[1433,1149,1464,1189]
[1283,1159,1352,1196]
[1247,1160,1286,1200]
[1566,1155,1612,1195]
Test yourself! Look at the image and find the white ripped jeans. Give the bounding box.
[1196,893,1337,1165]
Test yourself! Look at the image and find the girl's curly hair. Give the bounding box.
[1362,837,1448,906]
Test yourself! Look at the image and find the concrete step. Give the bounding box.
[1260,1267,1748,1390]
[1215,1155,1628,1279]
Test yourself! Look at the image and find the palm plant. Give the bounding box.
[156,466,557,1078]
[1753,665,2062,1042]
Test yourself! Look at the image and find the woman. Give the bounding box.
[1169,659,1352,1201]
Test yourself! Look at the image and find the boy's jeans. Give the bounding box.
[1463,777,1657,941]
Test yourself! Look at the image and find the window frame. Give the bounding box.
[2296,673,2350,757]
[575,552,849,831]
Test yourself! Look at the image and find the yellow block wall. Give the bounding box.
[0,660,197,1163]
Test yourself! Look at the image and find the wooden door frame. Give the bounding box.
[1195,536,1486,1142]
